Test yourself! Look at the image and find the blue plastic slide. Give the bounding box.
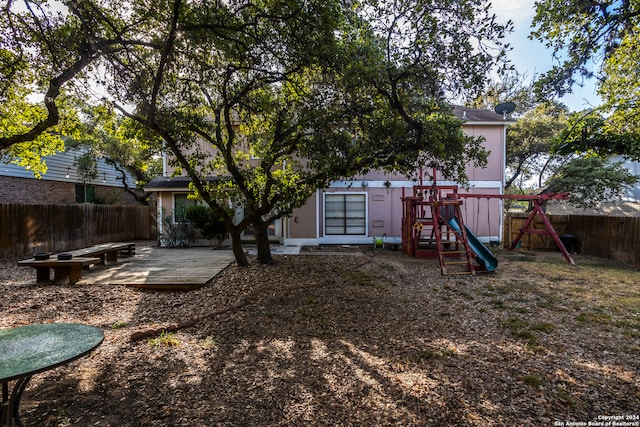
[447,217,498,272]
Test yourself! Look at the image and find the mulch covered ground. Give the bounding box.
[1,248,639,426]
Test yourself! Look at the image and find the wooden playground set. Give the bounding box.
[400,170,575,275]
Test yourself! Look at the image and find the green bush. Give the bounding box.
[185,205,228,247]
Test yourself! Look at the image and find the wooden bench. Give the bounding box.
[18,257,101,284]
[68,242,136,265]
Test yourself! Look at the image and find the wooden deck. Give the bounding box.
[76,244,235,289]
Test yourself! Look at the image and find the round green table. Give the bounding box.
[0,323,104,427]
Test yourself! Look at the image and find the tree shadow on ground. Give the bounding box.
[8,252,639,426]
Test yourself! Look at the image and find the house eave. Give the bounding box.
[462,120,515,126]
[143,176,229,192]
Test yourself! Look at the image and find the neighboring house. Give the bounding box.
[542,156,640,217]
[145,105,512,246]
[0,149,141,205]
[614,157,640,202]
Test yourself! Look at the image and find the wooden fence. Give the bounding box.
[505,212,640,268]
[0,204,154,259]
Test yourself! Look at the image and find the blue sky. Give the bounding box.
[490,0,601,112]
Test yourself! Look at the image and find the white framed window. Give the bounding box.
[324,193,367,235]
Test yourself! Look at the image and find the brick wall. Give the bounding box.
[0,176,143,205]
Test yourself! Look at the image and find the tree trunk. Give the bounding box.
[253,218,274,265]
[229,227,248,267]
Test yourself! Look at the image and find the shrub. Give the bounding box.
[157,208,195,248]
[185,205,229,248]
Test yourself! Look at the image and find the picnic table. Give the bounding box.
[17,242,136,284]
[0,323,104,427]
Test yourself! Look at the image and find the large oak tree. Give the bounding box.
[2,0,510,266]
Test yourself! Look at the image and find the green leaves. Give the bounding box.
[547,157,639,208]
[0,85,73,176]
[503,101,569,190]
[532,0,640,143]
[531,0,618,97]
[553,111,640,162]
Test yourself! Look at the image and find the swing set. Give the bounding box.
[401,169,575,275]
[458,191,575,265]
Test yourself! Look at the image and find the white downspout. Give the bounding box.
[500,124,507,243]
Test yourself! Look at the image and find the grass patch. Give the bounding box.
[509,306,531,314]
[622,329,640,338]
[297,308,312,318]
[530,322,554,332]
[480,284,496,295]
[575,310,612,325]
[536,294,563,310]
[500,317,543,349]
[496,281,536,295]
[555,387,581,408]
[110,321,128,329]
[514,330,539,346]
[198,336,217,349]
[455,290,474,300]
[505,254,639,342]
[522,374,544,387]
[614,319,640,329]
[501,317,528,330]
[149,331,180,347]
[415,348,456,361]
[490,299,507,309]
[343,270,377,286]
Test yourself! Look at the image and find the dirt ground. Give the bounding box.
[1,248,639,426]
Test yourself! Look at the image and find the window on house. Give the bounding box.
[75,184,96,203]
[174,194,198,222]
[325,193,366,235]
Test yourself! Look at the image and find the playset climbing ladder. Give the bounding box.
[431,197,476,275]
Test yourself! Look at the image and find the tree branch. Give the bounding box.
[149,0,181,120]
[0,53,96,149]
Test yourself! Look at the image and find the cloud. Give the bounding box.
[489,0,536,26]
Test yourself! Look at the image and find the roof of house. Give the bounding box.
[510,200,640,217]
[453,105,515,123]
[545,200,640,217]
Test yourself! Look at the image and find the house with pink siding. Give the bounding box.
[145,105,513,246]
